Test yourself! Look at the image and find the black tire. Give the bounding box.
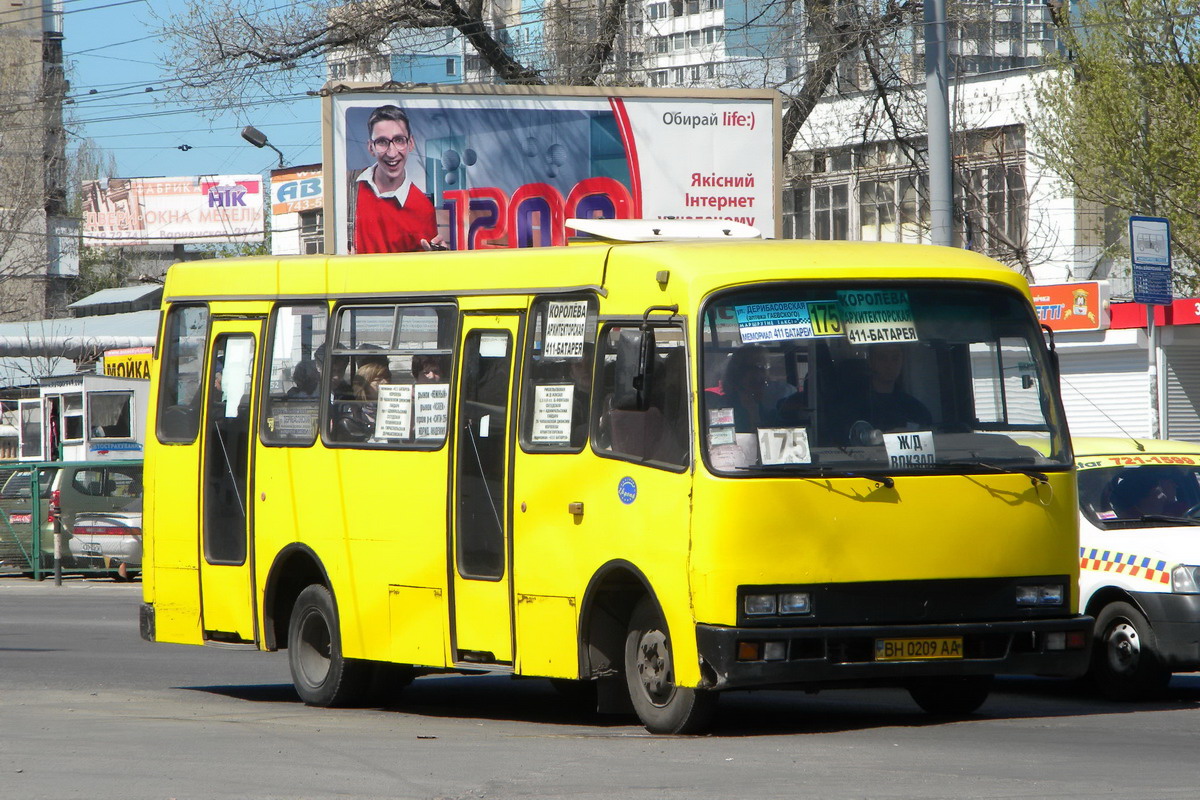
[1092,601,1171,700]
[288,584,369,707]
[624,596,717,735]
[908,675,992,716]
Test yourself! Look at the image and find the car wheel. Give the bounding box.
[908,675,992,716]
[288,584,369,707]
[1092,601,1171,700]
[624,596,717,735]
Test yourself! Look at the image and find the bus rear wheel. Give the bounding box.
[624,597,717,735]
[288,584,368,707]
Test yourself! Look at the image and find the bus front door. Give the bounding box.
[198,323,262,644]
[451,315,520,665]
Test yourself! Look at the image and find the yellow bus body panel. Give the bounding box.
[144,239,1079,693]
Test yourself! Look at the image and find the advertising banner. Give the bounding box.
[81,175,265,245]
[325,85,781,254]
[1030,281,1111,332]
[102,347,153,379]
[270,166,324,215]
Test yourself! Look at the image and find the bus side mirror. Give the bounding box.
[1041,324,1060,387]
[613,327,656,411]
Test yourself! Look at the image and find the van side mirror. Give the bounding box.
[613,327,656,411]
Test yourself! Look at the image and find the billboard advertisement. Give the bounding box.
[271,166,324,215]
[81,175,265,245]
[325,85,781,254]
[1031,281,1111,332]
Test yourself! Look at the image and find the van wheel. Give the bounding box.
[624,596,717,734]
[1093,601,1171,700]
[908,675,992,716]
[288,584,368,707]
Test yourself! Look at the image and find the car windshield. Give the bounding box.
[700,282,1071,476]
[1078,461,1200,528]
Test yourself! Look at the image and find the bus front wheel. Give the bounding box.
[624,597,717,734]
[288,584,368,707]
[908,675,992,716]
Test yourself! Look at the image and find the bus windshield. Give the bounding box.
[700,282,1070,475]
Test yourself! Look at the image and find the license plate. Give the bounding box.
[80,542,102,556]
[875,637,963,661]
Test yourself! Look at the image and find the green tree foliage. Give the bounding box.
[1031,0,1200,288]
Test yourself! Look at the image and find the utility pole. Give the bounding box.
[925,0,953,247]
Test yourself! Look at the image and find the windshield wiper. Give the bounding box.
[1129,514,1200,526]
[944,458,1048,485]
[736,463,895,488]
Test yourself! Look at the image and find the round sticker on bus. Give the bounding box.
[617,476,637,505]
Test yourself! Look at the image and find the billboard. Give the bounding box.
[81,175,265,245]
[271,165,324,215]
[1031,281,1111,332]
[325,85,781,254]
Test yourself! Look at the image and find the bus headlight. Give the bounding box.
[779,592,812,615]
[1171,565,1200,594]
[1016,583,1064,606]
[744,594,777,616]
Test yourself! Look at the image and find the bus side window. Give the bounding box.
[325,303,456,448]
[594,324,689,469]
[520,295,598,453]
[157,304,209,443]
[261,304,328,447]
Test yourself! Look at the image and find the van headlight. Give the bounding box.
[1171,565,1200,594]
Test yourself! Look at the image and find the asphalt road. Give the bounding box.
[3,577,1200,800]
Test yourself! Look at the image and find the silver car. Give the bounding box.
[69,497,142,580]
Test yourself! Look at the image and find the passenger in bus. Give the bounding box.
[412,354,448,383]
[333,358,391,440]
[286,360,321,399]
[352,105,447,254]
[708,345,797,432]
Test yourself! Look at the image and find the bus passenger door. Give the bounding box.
[199,322,262,644]
[451,314,520,665]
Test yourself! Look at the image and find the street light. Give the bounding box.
[240,125,286,169]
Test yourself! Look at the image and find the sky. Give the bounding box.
[62,0,324,181]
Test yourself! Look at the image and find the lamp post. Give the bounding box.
[240,125,286,169]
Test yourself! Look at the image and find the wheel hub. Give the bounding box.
[1106,621,1141,675]
[635,629,674,706]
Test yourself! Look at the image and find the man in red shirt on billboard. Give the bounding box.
[353,105,447,253]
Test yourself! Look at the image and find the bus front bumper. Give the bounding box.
[695,616,1092,690]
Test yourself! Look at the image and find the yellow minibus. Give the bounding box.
[140,221,1091,734]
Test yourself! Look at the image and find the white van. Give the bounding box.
[1072,437,1200,698]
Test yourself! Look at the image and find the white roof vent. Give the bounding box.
[567,218,761,242]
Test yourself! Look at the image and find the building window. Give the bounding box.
[446,58,456,75]
[300,210,324,255]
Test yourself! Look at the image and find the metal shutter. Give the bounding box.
[1164,344,1200,443]
[1057,350,1149,438]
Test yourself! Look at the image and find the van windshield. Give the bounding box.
[1078,462,1200,528]
[700,282,1070,476]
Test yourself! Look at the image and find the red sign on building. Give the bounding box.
[1030,282,1110,332]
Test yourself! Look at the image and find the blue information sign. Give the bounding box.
[1129,216,1172,306]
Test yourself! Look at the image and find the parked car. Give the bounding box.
[0,466,59,569]
[0,463,141,570]
[1070,436,1200,698]
[69,497,142,580]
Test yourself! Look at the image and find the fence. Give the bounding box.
[0,460,143,581]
